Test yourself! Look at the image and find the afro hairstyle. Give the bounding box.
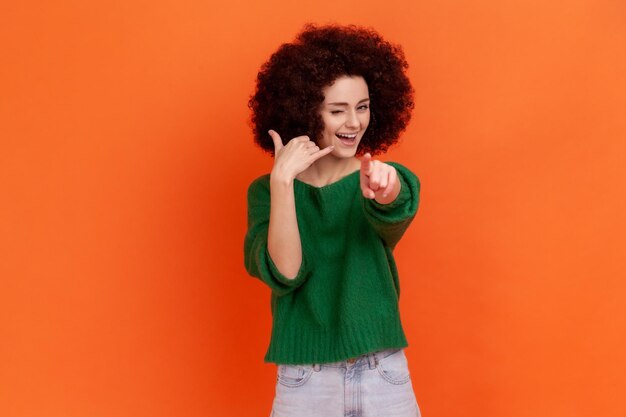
[249,23,414,156]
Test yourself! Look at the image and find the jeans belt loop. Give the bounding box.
[368,352,377,369]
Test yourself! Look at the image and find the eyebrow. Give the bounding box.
[326,98,370,106]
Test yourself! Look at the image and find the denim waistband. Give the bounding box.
[311,348,402,371]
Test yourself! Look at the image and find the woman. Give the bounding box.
[244,23,421,417]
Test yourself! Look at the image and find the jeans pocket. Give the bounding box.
[277,364,314,388]
[376,349,411,385]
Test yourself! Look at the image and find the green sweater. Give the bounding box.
[244,162,420,365]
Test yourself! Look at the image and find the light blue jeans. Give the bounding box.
[270,348,421,417]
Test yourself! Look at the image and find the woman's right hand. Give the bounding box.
[268,130,334,183]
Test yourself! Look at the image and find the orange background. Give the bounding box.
[1,1,625,416]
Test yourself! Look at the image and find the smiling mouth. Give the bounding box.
[336,132,359,146]
[336,133,358,139]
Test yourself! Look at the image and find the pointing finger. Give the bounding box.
[360,153,372,176]
[359,156,375,199]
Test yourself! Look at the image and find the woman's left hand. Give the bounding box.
[359,153,401,203]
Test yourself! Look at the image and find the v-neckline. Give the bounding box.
[294,169,360,190]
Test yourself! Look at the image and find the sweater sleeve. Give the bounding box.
[361,162,420,250]
[243,176,310,296]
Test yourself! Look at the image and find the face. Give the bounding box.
[318,75,370,157]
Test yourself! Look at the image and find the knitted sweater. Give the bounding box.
[244,162,420,365]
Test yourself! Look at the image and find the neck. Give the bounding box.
[297,154,360,187]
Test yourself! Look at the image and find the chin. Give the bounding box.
[332,147,358,159]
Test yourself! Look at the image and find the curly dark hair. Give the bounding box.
[248,24,414,156]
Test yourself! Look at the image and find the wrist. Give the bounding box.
[270,170,295,187]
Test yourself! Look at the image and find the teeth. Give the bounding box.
[337,133,357,139]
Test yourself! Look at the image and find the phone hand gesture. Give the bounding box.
[269,130,334,182]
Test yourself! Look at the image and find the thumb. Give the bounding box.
[268,130,283,154]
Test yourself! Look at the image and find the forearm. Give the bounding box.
[362,162,420,250]
[267,175,303,280]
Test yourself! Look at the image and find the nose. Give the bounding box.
[345,109,360,129]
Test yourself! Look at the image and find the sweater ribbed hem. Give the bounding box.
[263,314,408,365]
